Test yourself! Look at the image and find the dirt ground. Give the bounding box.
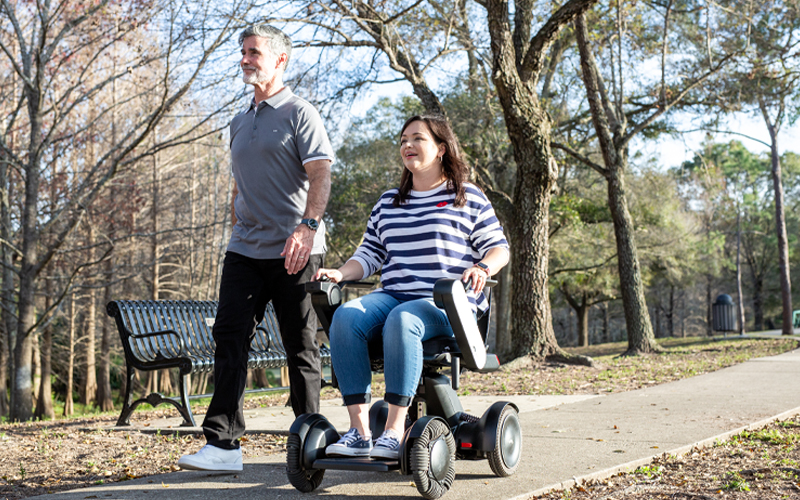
[1,337,798,500]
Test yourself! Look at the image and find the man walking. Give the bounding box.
[178,24,334,472]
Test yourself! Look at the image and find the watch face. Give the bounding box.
[303,219,319,230]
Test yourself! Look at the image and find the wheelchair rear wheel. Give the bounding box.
[409,418,456,500]
[487,404,522,477]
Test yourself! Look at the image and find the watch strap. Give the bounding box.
[300,218,319,231]
[474,262,490,275]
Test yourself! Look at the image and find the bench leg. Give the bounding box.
[117,366,197,427]
[178,373,197,427]
[116,364,137,426]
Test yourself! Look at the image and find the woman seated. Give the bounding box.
[314,114,509,460]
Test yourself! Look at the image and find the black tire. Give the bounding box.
[487,405,522,477]
[286,433,325,492]
[410,419,456,500]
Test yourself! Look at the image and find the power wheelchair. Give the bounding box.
[286,278,522,499]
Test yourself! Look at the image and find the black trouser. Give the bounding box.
[203,251,323,450]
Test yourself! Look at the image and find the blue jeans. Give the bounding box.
[329,292,454,407]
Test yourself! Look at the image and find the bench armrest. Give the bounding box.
[129,329,186,357]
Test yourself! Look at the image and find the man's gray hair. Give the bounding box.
[239,24,292,69]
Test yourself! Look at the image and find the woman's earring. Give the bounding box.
[438,155,443,162]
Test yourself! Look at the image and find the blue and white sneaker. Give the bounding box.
[325,428,373,457]
[370,429,401,460]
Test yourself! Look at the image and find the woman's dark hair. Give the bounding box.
[393,114,470,208]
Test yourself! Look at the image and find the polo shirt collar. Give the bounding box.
[249,87,294,112]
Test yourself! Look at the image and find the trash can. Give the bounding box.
[712,294,737,333]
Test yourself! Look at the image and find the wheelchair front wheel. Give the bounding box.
[487,404,522,477]
[286,415,337,493]
[286,433,325,492]
[409,418,456,500]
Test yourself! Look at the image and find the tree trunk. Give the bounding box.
[736,209,746,335]
[574,14,658,355]
[159,370,174,395]
[751,273,764,331]
[96,48,118,412]
[31,332,40,403]
[0,129,10,418]
[562,287,590,347]
[0,322,7,418]
[706,275,713,336]
[64,295,75,417]
[34,287,55,420]
[253,369,269,388]
[96,258,115,411]
[607,168,658,353]
[149,149,173,395]
[12,181,41,420]
[763,119,793,335]
[494,260,512,360]
[506,139,561,359]
[602,302,610,343]
[11,57,47,422]
[80,287,97,406]
[11,299,35,421]
[578,300,589,347]
[667,285,675,337]
[484,0,597,367]
[489,36,561,360]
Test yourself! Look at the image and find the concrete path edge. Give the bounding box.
[518,405,800,500]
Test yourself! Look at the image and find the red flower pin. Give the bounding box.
[436,202,447,207]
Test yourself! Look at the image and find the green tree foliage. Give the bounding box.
[676,140,799,331]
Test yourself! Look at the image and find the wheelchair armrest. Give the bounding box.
[305,280,376,334]
[432,278,488,371]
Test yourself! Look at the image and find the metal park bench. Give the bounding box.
[106,299,331,427]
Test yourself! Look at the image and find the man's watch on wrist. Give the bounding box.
[300,218,319,231]
[474,262,490,276]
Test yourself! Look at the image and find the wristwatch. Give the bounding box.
[474,262,490,276]
[300,218,319,231]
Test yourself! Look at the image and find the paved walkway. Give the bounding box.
[28,347,800,500]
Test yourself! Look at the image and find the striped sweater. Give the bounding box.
[349,181,509,312]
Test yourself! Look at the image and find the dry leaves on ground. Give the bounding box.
[535,415,800,499]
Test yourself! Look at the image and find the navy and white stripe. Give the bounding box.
[349,182,509,313]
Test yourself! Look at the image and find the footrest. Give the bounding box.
[312,457,400,472]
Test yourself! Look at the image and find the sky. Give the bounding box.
[641,116,800,169]
[346,79,800,172]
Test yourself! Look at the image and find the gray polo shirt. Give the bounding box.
[227,87,334,259]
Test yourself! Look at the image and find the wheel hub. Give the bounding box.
[501,413,522,467]
[429,437,451,481]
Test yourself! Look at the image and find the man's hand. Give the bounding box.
[281,224,316,274]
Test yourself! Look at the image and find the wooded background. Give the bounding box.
[1,0,797,422]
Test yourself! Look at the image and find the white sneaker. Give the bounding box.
[178,444,243,471]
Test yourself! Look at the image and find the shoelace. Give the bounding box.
[375,431,400,450]
[336,428,363,446]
